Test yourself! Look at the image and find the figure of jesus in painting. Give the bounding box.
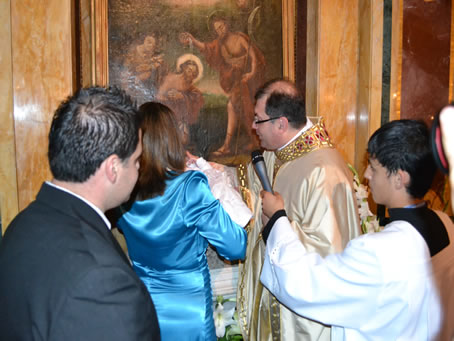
[180,15,266,156]
[158,54,205,146]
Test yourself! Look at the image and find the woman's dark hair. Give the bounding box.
[135,102,186,200]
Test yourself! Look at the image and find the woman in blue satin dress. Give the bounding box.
[117,102,248,340]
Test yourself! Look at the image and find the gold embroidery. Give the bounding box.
[275,119,333,163]
[237,163,248,190]
[237,162,253,338]
[237,163,252,234]
[270,295,281,340]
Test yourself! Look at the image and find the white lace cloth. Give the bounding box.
[186,158,252,227]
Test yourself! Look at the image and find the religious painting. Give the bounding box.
[108,0,285,165]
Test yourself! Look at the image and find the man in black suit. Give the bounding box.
[0,87,160,340]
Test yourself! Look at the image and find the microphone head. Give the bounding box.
[251,150,264,164]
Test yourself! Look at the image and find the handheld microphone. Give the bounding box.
[251,150,274,193]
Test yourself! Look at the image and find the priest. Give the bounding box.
[235,79,361,340]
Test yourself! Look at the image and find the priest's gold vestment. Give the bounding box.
[236,122,361,341]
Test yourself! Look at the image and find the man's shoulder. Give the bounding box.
[306,146,345,162]
[2,202,133,293]
[4,192,115,262]
[284,147,350,174]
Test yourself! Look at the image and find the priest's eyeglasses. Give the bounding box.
[254,116,283,124]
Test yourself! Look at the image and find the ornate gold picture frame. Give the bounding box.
[80,0,295,166]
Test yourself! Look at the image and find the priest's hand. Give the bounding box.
[261,190,285,218]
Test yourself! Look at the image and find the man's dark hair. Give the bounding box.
[48,86,140,183]
[255,79,307,129]
[265,93,307,129]
[255,78,301,101]
[367,119,437,199]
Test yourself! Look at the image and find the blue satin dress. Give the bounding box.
[117,171,247,341]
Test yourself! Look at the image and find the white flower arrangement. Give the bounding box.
[213,296,243,341]
[348,164,382,234]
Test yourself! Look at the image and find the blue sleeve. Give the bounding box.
[182,171,247,260]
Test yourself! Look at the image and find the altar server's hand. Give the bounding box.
[261,191,285,218]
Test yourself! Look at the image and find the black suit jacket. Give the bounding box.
[0,183,160,340]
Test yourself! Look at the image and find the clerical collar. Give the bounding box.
[274,117,333,162]
[278,118,313,151]
[388,203,449,256]
[404,202,426,209]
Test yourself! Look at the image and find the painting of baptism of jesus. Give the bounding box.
[108,0,284,165]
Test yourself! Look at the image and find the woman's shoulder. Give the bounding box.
[170,170,209,188]
[171,170,215,204]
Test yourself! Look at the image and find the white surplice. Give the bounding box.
[261,216,442,341]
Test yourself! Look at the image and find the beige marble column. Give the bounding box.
[0,0,19,233]
[306,0,383,174]
[11,0,74,212]
[0,0,75,232]
[307,0,360,167]
[356,0,383,176]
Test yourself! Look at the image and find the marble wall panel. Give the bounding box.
[318,0,359,165]
[381,0,392,125]
[401,0,452,215]
[356,0,383,176]
[0,0,19,232]
[389,0,403,121]
[11,0,74,211]
[305,0,319,117]
[401,0,451,123]
[295,0,307,96]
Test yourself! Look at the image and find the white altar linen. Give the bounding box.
[187,157,252,227]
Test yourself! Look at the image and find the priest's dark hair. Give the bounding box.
[135,101,185,200]
[367,119,437,199]
[48,86,140,183]
[255,78,307,129]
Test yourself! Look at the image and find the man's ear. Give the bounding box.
[394,169,410,190]
[278,117,289,131]
[104,154,120,184]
